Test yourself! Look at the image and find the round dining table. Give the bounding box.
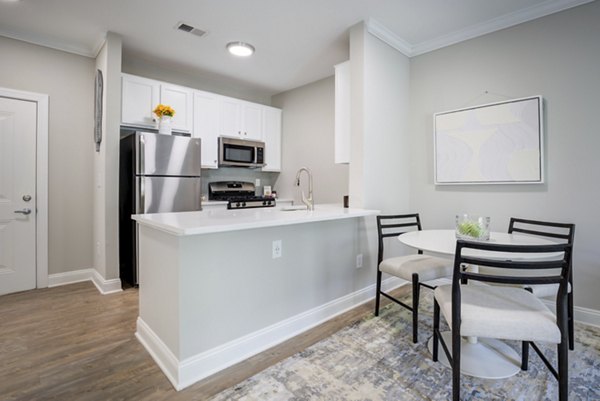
[398,229,560,380]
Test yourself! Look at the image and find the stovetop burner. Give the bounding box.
[208,181,276,209]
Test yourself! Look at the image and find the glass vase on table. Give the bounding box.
[455,214,490,241]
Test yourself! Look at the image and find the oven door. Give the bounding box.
[219,137,265,167]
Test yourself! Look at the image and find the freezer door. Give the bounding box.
[136,176,202,213]
[135,132,201,176]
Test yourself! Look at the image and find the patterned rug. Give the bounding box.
[209,293,600,401]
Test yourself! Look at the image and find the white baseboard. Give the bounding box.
[136,276,405,391]
[48,268,122,295]
[540,299,600,328]
[91,270,123,295]
[48,268,94,287]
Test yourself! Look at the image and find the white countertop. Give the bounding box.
[133,204,378,236]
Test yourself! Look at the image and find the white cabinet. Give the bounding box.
[121,74,193,132]
[334,61,350,164]
[160,84,193,132]
[219,97,263,140]
[121,74,160,128]
[193,91,220,169]
[262,107,282,172]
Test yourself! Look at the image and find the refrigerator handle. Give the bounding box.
[139,178,145,214]
[139,134,145,174]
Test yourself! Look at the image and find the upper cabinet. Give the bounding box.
[262,107,282,172]
[193,91,220,169]
[219,98,263,140]
[121,74,160,128]
[160,84,193,132]
[121,73,282,170]
[334,61,350,164]
[121,74,193,132]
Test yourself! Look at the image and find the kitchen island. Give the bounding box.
[133,205,385,390]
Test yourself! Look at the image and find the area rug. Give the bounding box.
[209,293,600,401]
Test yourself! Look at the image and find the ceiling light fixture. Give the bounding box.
[226,41,255,57]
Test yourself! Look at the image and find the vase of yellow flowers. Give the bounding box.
[153,104,176,135]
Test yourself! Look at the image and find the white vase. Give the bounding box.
[158,116,172,135]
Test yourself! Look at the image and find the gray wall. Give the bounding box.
[122,53,272,105]
[409,2,600,310]
[272,76,349,204]
[0,36,94,275]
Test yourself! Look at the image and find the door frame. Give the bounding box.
[0,87,49,288]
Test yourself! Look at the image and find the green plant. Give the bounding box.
[457,220,482,238]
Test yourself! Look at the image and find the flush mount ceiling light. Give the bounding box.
[226,41,255,57]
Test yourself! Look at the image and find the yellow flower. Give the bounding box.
[153,104,176,118]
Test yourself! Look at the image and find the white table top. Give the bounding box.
[133,204,378,236]
[399,229,560,260]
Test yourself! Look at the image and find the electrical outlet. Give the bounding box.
[255,178,261,187]
[356,254,363,268]
[272,240,282,259]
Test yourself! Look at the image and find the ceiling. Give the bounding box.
[0,0,593,95]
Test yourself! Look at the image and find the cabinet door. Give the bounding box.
[193,91,220,169]
[219,97,242,137]
[161,84,193,132]
[334,61,350,164]
[241,102,264,140]
[262,107,282,172]
[121,74,160,127]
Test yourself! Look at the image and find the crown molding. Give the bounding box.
[411,0,595,56]
[0,30,99,58]
[365,18,413,57]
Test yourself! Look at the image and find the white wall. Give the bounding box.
[271,77,349,204]
[409,2,600,310]
[0,36,94,275]
[349,23,411,213]
[94,33,122,281]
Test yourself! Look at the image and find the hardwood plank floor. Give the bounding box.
[0,281,410,401]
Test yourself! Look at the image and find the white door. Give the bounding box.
[241,103,263,140]
[121,74,160,128]
[193,91,220,168]
[219,97,242,137]
[160,84,193,132]
[0,97,37,295]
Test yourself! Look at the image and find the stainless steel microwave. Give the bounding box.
[218,136,266,168]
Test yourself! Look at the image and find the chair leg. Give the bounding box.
[412,273,420,343]
[568,291,575,351]
[433,299,440,362]
[374,270,382,316]
[452,325,461,401]
[521,341,529,371]
[558,341,569,401]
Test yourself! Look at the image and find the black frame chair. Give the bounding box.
[374,213,450,343]
[509,217,576,350]
[433,240,572,401]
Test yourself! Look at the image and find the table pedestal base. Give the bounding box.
[427,331,521,379]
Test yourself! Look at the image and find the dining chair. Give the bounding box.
[375,213,452,343]
[508,217,576,350]
[432,240,572,401]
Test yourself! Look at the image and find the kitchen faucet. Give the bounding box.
[295,167,314,211]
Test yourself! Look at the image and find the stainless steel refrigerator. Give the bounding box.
[119,130,202,286]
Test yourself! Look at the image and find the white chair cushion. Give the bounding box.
[379,254,452,282]
[434,284,561,344]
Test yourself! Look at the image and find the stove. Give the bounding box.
[208,181,276,210]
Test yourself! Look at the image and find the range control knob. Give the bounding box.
[262,201,267,206]
[242,202,246,207]
[236,202,241,207]
[267,200,272,205]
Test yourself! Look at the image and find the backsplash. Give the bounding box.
[202,168,280,198]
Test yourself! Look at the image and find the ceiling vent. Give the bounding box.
[175,22,207,37]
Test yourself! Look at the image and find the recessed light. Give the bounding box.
[226,42,255,57]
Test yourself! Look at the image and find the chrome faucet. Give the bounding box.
[295,167,314,211]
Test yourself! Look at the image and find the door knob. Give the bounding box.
[14,208,32,215]
[23,195,32,202]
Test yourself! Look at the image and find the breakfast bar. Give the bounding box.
[133,205,378,390]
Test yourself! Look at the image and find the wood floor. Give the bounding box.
[0,281,410,401]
